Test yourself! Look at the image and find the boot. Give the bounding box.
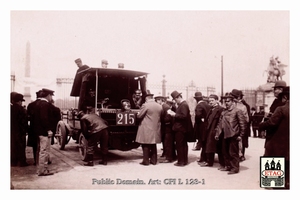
[99,154,107,165]
[84,154,94,166]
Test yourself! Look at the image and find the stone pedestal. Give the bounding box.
[256,82,275,114]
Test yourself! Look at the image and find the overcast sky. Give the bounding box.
[3,0,300,197]
[10,10,290,96]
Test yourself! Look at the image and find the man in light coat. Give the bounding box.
[136,94,162,166]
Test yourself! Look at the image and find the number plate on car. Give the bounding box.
[116,111,136,126]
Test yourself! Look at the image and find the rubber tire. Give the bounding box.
[56,121,68,150]
[78,133,88,161]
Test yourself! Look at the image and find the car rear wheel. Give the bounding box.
[78,133,88,161]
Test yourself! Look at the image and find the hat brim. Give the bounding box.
[172,93,182,99]
[221,95,234,99]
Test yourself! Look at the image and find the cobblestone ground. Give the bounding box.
[10,137,269,190]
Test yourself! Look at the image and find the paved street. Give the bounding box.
[11,137,266,190]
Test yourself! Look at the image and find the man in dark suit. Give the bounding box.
[259,86,289,189]
[27,90,43,165]
[193,92,210,165]
[11,92,28,167]
[264,80,286,146]
[33,88,55,176]
[200,94,224,167]
[168,91,193,167]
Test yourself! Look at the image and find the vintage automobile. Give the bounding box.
[55,66,148,160]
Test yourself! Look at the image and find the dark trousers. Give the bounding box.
[216,133,225,167]
[285,160,290,189]
[11,134,27,166]
[161,126,166,156]
[33,145,37,164]
[175,131,188,164]
[206,153,215,165]
[199,141,207,162]
[224,136,240,172]
[163,125,177,161]
[87,129,109,161]
[141,144,157,164]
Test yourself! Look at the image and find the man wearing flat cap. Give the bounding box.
[215,93,246,174]
[193,92,210,157]
[70,58,90,102]
[168,90,193,167]
[229,89,249,161]
[11,92,28,167]
[33,88,55,176]
[135,93,162,166]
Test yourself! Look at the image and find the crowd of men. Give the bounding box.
[133,79,289,187]
[10,88,61,176]
[11,79,289,188]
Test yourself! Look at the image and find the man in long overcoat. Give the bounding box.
[259,86,289,189]
[193,92,210,163]
[135,94,162,165]
[200,94,224,167]
[27,90,43,165]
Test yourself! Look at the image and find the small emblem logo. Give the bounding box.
[260,157,285,188]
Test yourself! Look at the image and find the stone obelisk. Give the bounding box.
[24,41,32,106]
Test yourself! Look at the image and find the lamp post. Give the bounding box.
[221,55,224,97]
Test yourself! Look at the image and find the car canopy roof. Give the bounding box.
[70,67,148,97]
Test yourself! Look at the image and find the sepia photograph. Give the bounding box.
[3,0,299,197]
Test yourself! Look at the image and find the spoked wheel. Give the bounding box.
[78,133,88,161]
[56,121,68,150]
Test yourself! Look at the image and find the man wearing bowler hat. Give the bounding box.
[33,88,55,176]
[264,80,286,153]
[11,92,28,167]
[136,93,162,165]
[259,86,290,188]
[168,91,193,166]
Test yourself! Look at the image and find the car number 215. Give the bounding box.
[116,112,136,125]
